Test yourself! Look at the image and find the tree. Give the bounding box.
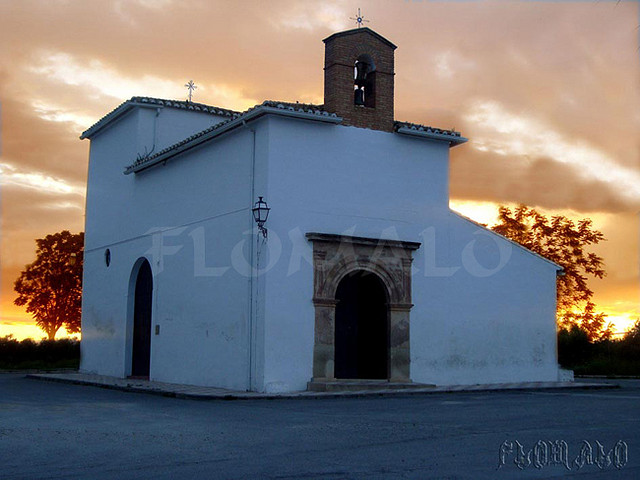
[620,319,640,364]
[623,319,640,343]
[14,231,84,340]
[490,205,611,340]
[557,324,592,367]
[559,301,611,341]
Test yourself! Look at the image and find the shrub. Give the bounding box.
[558,325,593,368]
[0,335,79,370]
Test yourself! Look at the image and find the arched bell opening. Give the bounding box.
[354,54,376,108]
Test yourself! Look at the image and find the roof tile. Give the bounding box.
[128,100,336,170]
[80,96,239,139]
[394,121,463,139]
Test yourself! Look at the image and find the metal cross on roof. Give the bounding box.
[185,80,197,102]
[350,8,369,28]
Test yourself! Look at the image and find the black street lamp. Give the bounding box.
[252,196,270,238]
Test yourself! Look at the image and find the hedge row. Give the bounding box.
[558,326,640,376]
[0,336,80,369]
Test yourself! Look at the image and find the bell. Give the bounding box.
[354,87,365,106]
[354,61,368,86]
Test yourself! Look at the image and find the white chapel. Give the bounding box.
[79,27,563,392]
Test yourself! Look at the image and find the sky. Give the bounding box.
[0,0,638,340]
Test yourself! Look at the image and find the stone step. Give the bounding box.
[307,380,436,392]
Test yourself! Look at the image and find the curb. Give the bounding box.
[25,373,619,401]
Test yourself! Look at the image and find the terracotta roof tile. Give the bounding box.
[80,96,239,139]
[394,121,463,139]
[118,99,465,173]
[127,101,337,171]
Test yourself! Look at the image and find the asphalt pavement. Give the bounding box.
[1,373,638,479]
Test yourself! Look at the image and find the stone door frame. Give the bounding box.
[306,233,420,382]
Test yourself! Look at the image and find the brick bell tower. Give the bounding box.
[323,27,397,132]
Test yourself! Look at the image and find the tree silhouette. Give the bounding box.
[623,319,640,343]
[14,231,84,340]
[491,205,611,340]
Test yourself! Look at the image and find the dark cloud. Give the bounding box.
[450,149,640,213]
[0,96,89,183]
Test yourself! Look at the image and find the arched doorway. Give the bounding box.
[335,270,388,379]
[131,259,152,378]
[307,233,419,383]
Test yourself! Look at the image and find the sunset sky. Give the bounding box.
[0,0,638,340]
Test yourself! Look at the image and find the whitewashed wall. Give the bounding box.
[82,107,560,393]
[81,106,267,391]
[259,115,559,392]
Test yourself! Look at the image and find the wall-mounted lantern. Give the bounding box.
[252,196,270,239]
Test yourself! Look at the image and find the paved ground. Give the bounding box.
[1,373,638,479]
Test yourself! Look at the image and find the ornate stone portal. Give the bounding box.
[306,233,420,382]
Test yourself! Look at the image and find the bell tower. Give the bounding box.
[323,27,397,132]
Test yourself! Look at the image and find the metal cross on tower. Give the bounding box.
[350,8,369,28]
[185,80,197,102]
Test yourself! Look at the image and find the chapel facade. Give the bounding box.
[79,27,563,392]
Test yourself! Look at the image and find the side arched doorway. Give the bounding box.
[335,270,388,379]
[131,259,153,378]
